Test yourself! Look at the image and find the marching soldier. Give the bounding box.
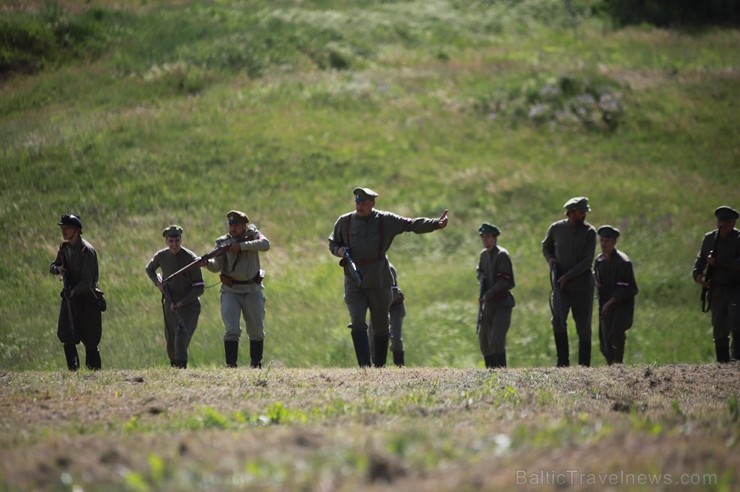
[476,223,515,368]
[201,210,270,368]
[49,214,103,371]
[594,225,638,365]
[145,225,205,368]
[542,197,596,367]
[328,187,448,367]
[692,206,740,362]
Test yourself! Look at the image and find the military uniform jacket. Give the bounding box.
[329,210,441,288]
[692,228,740,288]
[594,248,638,328]
[542,219,596,291]
[206,225,270,293]
[50,238,99,297]
[477,246,516,308]
[145,247,205,305]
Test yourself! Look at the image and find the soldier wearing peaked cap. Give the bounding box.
[476,223,515,368]
[692,205,740,362]
[145,225,205,368]
[594,225,638,365]
[49,214,103,371]
[201,210,270,368]
[542,197,597,367]
[328,187,448,368]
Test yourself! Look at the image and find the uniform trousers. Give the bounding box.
[598,306,629,363]
[344,283,393,335]
[220,290,265,342]
[478,303,512,356]
[57,291,102,348]
[551,286,593,342]
[162,300,200,363]
[368,301,406,354]
[711,285,740,344]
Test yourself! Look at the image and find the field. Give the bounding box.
[1,0,739,490]
[2,365,739,491]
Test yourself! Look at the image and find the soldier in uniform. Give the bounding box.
[692,206,740,362]
[49,214,103,371]
[594,225,638,365]
[145,225,205,368]
[368,262,406,367]
[476,223,515,368]
[201,210,270,368]
[328,187,448,367]
[542,197,596,367]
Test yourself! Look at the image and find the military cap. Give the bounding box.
[353,187,378,202]
[162,225,183,238]
[58,214,82,230]
[714,205,739,221]
[227,210,249,225]
[478,223,501,236]
[597,225,620,238]
[563,196,591,212]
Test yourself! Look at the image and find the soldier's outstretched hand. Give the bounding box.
[437,209,449,229]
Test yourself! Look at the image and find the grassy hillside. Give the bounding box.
[1,0,739,370]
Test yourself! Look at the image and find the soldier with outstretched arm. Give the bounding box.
[328,187,448,367]
[692,206,740,362]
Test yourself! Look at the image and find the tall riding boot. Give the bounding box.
[715,339,730,363]
[63,344,79,372]
[250,340,264,368]
[611,340,625,365]
[578,341,591,367]
[554,332,569,367]
[732,336,740,361]
[373,334,389,368]
[484,354,495,368]
[224,340,239,368]
[85,347,101,371]
[392,351,405,367]
[493,351,507,368]
[350,331,371,367]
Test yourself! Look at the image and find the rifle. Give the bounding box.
[161,236,250,284]
[343,249,363,287]
[701,228,721,313]
[548,262,560,319]
[156,273,186,330]
[59,244,76,342]
[476,271,488,335]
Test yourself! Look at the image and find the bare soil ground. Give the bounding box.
[1,364,738,491]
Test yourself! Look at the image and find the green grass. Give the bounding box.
[1,1,739,370]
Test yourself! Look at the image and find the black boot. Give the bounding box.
[171,359,187,369]
[224,340,239,368]
[484,354,495,368]
[373,334,389,367]
[611,339,625,365]
[392,351,405,367]
[350,331,371,367]
[85,347,101,371]
[493,351,507,368]
[250,340,264,368]
[732,337,740,361]
[578,341,591,367]
[715,339,730,363]
[554,332,569,367]
[63,344,79,371]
